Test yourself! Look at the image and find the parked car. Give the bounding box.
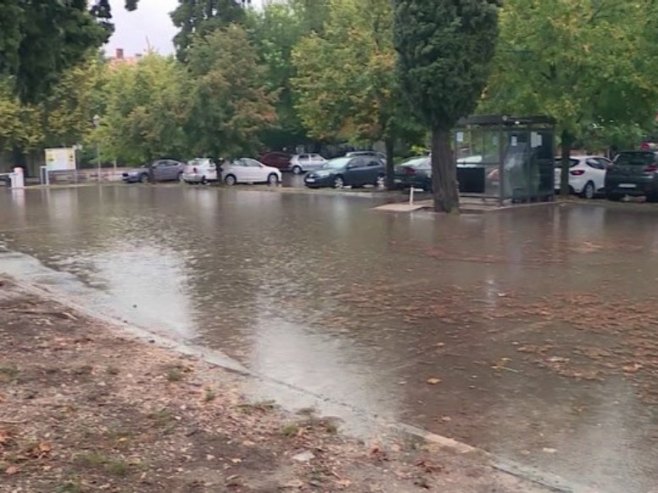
[605,151,658,201]
[182,158,217,185]
[345,150,387,161]
[122,159,185,184]
[554,155,611,199]
[259,151,292,171]
[304,156,385,189]
[289,153,327,174]
[221,158,282,186]
[393,156,432,191]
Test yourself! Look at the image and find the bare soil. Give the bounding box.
[0,278,549,492]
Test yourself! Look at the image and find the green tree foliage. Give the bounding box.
[186,25,278,158]
[293,0,406,186]
[171,0,246,61]
[97,55,190,164]
[246,3,308,150]
[41,56,107,149]
[0,83,42,153]
[0,1,110,102]
[484,0,658,196]
[394,0,500,212]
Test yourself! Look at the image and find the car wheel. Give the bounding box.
[267,173,279,185]
[224,175,237,186]
[140,173,149,184]
[201,176,208,185]
[375,174,386,189]
[292,165,303,175]
[333,176,345,189]
[607,193,623,202]
[581,181,595,199]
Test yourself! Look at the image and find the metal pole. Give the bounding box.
[97,144,101,184]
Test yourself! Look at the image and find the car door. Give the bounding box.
[230,159,250,183]
[345,157,367,185]
[307,154,325,171]
[593,157,612,191]
[586,158,608,191]
[365,158,384,184]
[244,158,267,182]
[151,160,166,181]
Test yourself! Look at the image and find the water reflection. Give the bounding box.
[0,186,657,492]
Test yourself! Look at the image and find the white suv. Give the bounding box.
[289,153,327,174]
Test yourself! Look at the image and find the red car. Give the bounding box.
[259,151,292,171]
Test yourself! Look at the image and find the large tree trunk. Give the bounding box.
[559,130,574,198]
[384,136,395,190]
[431,126,459,213]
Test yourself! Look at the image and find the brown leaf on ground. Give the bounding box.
[426,378,442,385]
[5,465,19,476]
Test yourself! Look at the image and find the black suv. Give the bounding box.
[605,151,658,201]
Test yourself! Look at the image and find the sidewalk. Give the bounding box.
[0,278,556,492]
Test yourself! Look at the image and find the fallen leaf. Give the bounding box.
[5,465,19,476]
[230,458,242,464]
[623,363,642,374]
[426,378,441,385]
[542,448,557,454]
[282,479,304,489]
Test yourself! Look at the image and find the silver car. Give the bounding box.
[289,153,327,174]
[122,159,185,183]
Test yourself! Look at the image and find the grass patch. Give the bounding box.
[75,452,130,477]
[281,423,300,438]
[237,400,276,414]
[204,387,216,402]
[0,364,19,382]
[166,367,183,382]
[56,480,84,493]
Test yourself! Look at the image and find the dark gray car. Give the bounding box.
[122,159,185,184]
[605,151,658,201]
[304,156,385,189]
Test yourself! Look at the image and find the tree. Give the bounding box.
[393,0,500,212]
[41,55,107,149]
[171,0,246,61]
[185,25,277,158]
[246,2,308,150]
[96,55,190,164]
[292,0,404,187]
[483,0,658,197]
[0,82,42,154]
[0,1,110,102]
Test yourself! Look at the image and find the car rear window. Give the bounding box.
[554,158,579,168]
[615,152,657,166]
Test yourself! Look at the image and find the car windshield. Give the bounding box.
[615,152,657,166]
[323,158,351,169]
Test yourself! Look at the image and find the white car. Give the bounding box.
[221,158,281,186]
[182,158,218,184]
[289,153,327,174]
[554,155,612,199]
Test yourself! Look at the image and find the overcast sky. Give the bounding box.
[106,0,264,57]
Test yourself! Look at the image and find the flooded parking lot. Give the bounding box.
[0,185,657,492]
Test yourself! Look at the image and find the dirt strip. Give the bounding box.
[0,278,555,492]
